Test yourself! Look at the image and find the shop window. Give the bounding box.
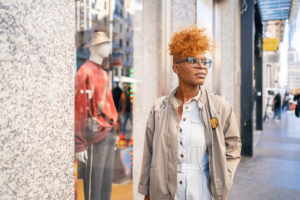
[74,0,135,199]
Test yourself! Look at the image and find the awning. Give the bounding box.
[113,76,141,83]
[258,0,293,21]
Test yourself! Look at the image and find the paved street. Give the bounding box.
[228,111,300,200]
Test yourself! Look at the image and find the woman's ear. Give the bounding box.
[172,64,179,75]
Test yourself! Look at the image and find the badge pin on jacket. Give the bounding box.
[210,117,218,129]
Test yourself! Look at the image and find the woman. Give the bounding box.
[138,25,241,200]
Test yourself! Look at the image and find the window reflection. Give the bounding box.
[74,0,135,199]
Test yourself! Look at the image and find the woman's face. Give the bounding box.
[173,53,209,86]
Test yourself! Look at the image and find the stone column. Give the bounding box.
[220,0,241,130]
[132,1,161,199]
[0,1,74,199]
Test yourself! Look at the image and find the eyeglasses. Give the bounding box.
[176,57,212,69]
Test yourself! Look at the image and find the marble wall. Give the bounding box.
[0,1,74,199]
[220,0,236,106]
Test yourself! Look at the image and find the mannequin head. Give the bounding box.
[89,42,111,65]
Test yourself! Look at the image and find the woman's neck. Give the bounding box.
[174,83,199,104]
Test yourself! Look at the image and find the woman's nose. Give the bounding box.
[196,62,205,69]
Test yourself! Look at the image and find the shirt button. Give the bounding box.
[183,118,186,121]
[185,106,188,109]
[180,128,182,132]
[179,181,182,184]
[180,154,184,158]
[180,142,183,145]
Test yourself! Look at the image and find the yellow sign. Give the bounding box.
[263,38,279,51]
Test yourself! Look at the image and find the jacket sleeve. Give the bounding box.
[74,70,88,153]
[223,106,242,189]
[138,106,155,195]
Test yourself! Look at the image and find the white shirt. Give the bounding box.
[175,89,212,200]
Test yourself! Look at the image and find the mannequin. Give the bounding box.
[75,41,110,163]
[74,32,118,200]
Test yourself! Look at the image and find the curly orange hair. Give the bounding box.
[168,25,213,61]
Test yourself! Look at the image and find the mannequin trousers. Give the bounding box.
[78,127,116,200]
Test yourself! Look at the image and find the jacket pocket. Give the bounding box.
[191,120,206,147]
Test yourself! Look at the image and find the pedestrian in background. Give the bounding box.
[294,94,300,117]
[273,91,281,122]
[112,81,123,112]
[120,83,132,134]
[112,81,123,135]
[138,25,241,200]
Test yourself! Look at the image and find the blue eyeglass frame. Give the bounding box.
[176,57,213,69]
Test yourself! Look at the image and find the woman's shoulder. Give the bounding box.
[153,96,168,109]
[146,96,169,119]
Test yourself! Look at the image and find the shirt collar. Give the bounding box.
[193,87,202,101]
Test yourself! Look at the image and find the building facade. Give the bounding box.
[286,48,300,91]
[112,0,134,78]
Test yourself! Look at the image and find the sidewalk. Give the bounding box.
[228,111,300,200]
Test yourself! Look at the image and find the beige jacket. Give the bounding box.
[138,87,241,200]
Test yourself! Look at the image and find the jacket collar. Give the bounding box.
[169,88,181,110]
[197,86,205,110]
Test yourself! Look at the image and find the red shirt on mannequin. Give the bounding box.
[75,60,118,153]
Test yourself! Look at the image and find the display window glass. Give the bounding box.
[74,1,137,199]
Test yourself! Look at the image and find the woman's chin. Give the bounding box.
[195,80,205,86]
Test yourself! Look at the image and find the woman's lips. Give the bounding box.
[195,72,206,78]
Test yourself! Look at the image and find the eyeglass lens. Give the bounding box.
[189,58,212,68]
